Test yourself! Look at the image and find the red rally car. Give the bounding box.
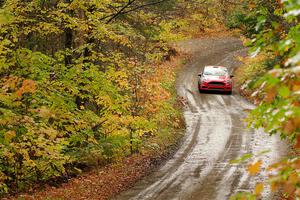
[198,66,234,94]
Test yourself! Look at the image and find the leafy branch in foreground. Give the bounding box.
[228,0,300,199]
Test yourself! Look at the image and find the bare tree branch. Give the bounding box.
[101,0,170,24]
[105,0,136,24]
[113,0,170,18]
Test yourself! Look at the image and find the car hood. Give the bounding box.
[202,75,229,81]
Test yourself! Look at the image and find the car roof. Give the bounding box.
[204,66,228,71]
[204,66,226,69]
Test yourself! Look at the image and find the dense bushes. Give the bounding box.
[0,0,189,194]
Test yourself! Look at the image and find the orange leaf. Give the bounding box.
[292,159,300,169]
[293,117,300,128]
[288,172,298,184]
[247,160,262,176]
[284,119,296,135]
[295,189,300,197]
[16,79,36,97]
[255,183,264,196]
[264,87,277,103]
[295,136,300,149]
[292,82,300,92]
[293,101,300,107]
[271,182,278,192]
[248,1,256,8]
[283,183,295,197]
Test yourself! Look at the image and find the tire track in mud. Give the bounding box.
[114,37,287,200]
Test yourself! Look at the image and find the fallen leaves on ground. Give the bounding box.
[4,154,157,200]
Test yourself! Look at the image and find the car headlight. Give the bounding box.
[201,79,208,83]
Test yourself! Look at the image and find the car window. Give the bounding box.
[203,68,227,76]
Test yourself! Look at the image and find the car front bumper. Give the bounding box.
[199,82,232,91]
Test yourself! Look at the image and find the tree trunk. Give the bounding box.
[64,0,73,66]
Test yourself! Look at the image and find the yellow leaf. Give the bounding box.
[0,171,7,182]
[288,172,298,184]
[42,128,58,140]
[37,106,52,118]
[284,46,289,52]
[4,130,16,143]
[247,160,262,176]
[255,183,264,196]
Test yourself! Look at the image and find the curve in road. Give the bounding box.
[115,37,287,200]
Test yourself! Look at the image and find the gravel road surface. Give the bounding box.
[115,37,287,200]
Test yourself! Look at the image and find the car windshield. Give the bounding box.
[203,68,227,76]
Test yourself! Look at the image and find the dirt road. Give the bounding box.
[115,37,287,200]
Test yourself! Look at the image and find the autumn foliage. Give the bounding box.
[229,0,300,199]
[0,0,228,196]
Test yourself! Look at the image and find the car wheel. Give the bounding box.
[198,85,202,93]
[227,91,232,95]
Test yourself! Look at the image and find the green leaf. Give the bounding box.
[278,86,290,98]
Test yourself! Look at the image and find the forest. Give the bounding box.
[0,0,228,195]
[0,0,299,199]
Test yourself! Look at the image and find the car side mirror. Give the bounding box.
[230,75,234,78]
[198,73,202,77]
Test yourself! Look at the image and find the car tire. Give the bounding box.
[227,91,232,95]
[198,85,202,93]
